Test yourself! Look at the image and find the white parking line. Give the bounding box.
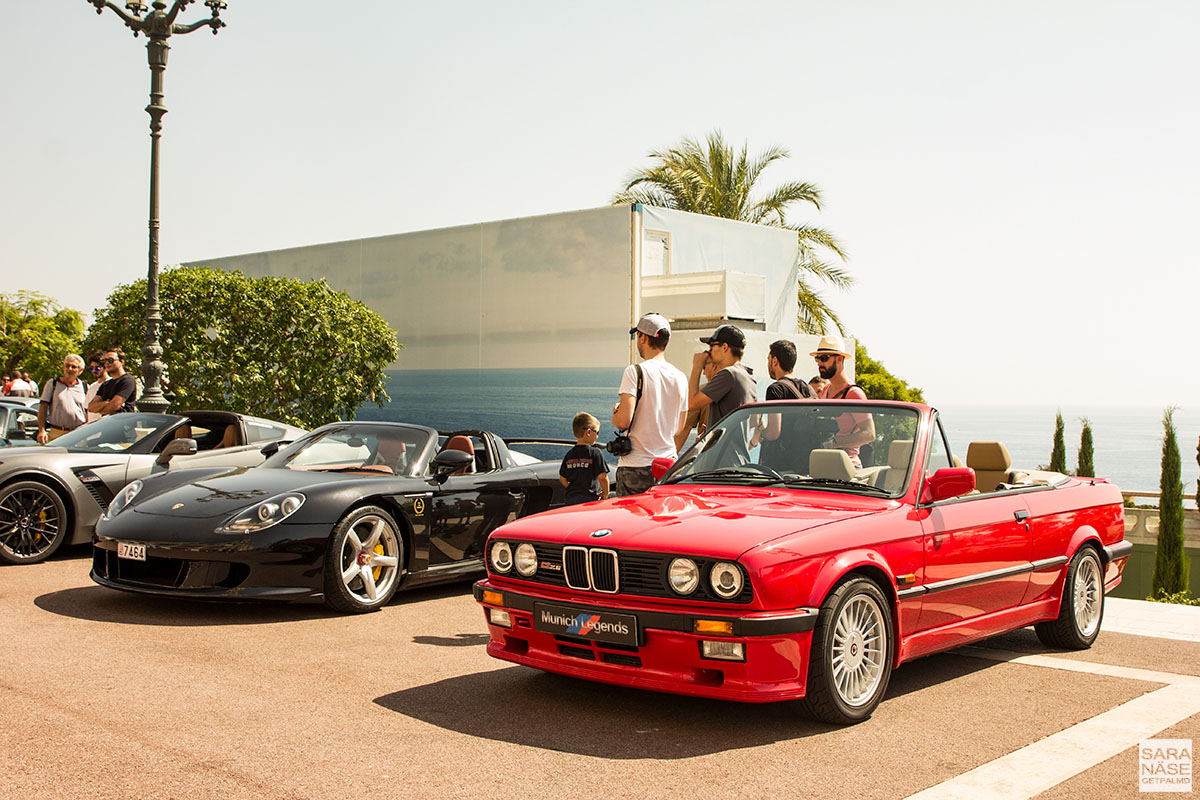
[903,649,1200,800]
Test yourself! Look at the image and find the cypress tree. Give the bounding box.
[1153,407,1188,595]
[1050,411,1067,473]
[1077,417,1095,478]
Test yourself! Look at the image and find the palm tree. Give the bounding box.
[612,131,853,333]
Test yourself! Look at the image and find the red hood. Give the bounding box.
[503,485,890,559]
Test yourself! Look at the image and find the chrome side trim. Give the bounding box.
[1031,556,1068,571]
[923,562,1033,594]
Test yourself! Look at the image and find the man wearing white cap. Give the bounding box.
[811,334,875,467]
[611,313,689,496]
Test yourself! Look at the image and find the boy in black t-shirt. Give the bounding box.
[558,412,610,505]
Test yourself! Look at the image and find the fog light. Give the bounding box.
[701,640,745,662]
[487,608,512,629]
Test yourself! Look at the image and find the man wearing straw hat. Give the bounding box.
[810,334,875,467]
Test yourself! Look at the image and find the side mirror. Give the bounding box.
[157,437,197,466]
[650,457,675,481]
[431,449,473,483]
[922,467,975,503]
[260,439,291,458]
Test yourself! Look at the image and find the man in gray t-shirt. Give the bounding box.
[686,325,757,429]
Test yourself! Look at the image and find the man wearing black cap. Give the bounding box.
[687,324,756,429]
[611,313,689,496]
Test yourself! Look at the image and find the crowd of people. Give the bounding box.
[558,314,870,500]
[3,349,139,443]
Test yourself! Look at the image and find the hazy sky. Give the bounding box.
[3,1,1196,409]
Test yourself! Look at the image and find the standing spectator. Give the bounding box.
[809,375,829,397]
[1,374,12,395]
[9,372,34,397]
[674,357,720,453]
[89,349,137,416]
[811,334,875,466]
[765,340,815,400]
[559,412,610,505]
[83,352,109,423]
[23,372,38,397]
[611,313,688,497]
[686,324,756,429]
[36,355,89,443]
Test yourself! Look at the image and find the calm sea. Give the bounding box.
[358,369,1199,496]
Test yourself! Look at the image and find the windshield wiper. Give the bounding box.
[665,468,780,485]
[779,477,891,495]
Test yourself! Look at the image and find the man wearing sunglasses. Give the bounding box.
[810,334,874,467]
[83,352,109,423]
[89,349,137,416]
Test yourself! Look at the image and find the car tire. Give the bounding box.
[797,576,894,725]
[1035,546,1104,650]
[323,505,405,614]
[0,480,70,565]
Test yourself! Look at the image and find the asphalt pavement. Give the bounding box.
[2,545,1196,800]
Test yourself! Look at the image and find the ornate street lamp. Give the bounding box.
[86,1,228,413]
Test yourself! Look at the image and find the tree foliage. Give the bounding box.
[83,267,401,429]
[851,343,925,403]
[0,292,85,379]
[1049,412,1067,473]
[1077,417,1095,478]
[612,130,853,334]
[1153,407,1189,595]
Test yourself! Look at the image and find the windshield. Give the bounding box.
[53,413,178,452]
[663,403,920,497]
[279,424,435,477]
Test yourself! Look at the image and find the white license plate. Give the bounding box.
[117,542,146,561]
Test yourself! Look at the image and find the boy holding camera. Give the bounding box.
[559,412,610,505]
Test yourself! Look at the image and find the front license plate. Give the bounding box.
[117,542,146,561]
[533,602,638,646]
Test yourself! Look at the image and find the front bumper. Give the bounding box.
[473,579,820,703]
[91,523,329,602]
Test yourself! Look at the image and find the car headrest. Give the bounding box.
[887,439,913,468]
[445,435,475,455]
[810,449,856,481]
[966,441,1011,471]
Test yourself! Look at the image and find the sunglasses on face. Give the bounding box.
[815,354,836,364]
[103,358,118,364]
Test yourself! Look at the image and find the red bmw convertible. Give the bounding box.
[473,400,1131,724]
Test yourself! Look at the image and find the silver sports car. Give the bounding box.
[0,410,306,564]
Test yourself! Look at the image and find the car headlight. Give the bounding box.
[103,479,143,520]
[514,542,537,576]
[490,541,512,573]
[668,557,700,594]
[709,561,744,598]
[216,492,305,534]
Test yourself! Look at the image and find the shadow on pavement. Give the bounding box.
[374,648,1016,757]
[412,633,492,647]
[374,666,830,757]
[34,586,339,626]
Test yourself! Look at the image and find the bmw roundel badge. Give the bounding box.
[589,529,612,539]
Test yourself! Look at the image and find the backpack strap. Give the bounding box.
[833,383,864,399]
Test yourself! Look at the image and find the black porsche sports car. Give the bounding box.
[92,421,609,613]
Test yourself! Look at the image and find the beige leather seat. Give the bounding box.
[966,441,1013,492]
[883,439,913,493]
[809,449,857,481]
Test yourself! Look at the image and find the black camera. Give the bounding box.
[606,435,633,456]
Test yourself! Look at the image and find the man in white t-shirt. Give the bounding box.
[611,313,688,497]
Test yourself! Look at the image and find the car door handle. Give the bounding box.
[1014,510,1029,521]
